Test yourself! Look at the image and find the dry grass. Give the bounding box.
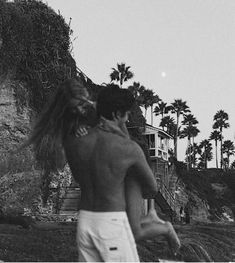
[0,221,234,262]
[139,222,235,262]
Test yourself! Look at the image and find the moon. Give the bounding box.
[161,72,166,78]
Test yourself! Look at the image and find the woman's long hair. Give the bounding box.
[21,77,95,170]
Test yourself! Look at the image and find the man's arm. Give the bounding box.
[128,141,158,198]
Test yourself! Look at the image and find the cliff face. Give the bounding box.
[175,180,211,222]
[0,0,78,212]
[0,76,33,176]
[174,168,235,222]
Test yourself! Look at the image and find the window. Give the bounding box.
[145,134,156,157]
[146,134,155,149]
[158,136,166,151]
[158,150,162,158]
[163,152,167,160]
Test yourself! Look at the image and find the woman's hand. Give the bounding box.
[76,125,89,137]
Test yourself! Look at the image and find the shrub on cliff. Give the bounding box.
[0,0,76,112]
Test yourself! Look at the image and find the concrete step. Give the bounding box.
[65,192,81,198]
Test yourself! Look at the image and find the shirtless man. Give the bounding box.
[63,85,160,261]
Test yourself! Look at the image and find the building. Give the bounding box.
[143,124,176,217]
[143,124,172,188]
[144,124,172,161]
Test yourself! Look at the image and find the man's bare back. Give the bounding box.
[64,123,157,213]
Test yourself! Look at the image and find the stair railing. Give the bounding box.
[158,181,175,211]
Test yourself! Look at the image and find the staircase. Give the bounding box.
[155,181,175,216]
[59,180,81,216]
[150,158,176,219]
[59,160,177,219]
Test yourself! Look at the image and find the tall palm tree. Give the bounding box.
[159,116,178,159]
[128,82,146,106]
[110,63,134,88]
[209,130,221,168]
[168,122,180,154]
[190,142,200,168]
[181,114,199,169]
[141,89,154,119]
[128,82,141,99]
[198,139,213,169]
[154,101,172,121]
[180,126,193,170]
[170,99,191,159]
[190,126,200,168]
[180,125,200,170]
[182,114,198,127]
[222,140,235,168]
[213,110,230,168]
[149,94,160,125]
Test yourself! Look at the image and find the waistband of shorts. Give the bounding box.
[79,210,128,219]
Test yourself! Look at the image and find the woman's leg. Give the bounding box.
[125,175,180,254]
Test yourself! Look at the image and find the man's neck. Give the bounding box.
[98,117,129,138]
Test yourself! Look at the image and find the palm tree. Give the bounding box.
[159,116,178,155]
[198,139,213,169]
[180,125,200,170]
[154,101,172,121]
[190,126,200,167]
[171,99,191,159]
[180,126,193,170]
[141,89,154,119]
[159,116,175,132]
[213,110,230,168]
[128,82,141,99]
[209,130,221,168]
[149,94,160,125]
[110,63,134,88]
[128,82,146,106]
[168,122,180,154]
[222,140,235,168]
[181,114,199,169]
[182,114,198,127]
[190,142,200,168]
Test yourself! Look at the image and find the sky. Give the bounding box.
[45,0,235,165]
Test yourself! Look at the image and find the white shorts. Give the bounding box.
[77,210,140,262]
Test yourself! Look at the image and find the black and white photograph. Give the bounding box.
[0,0,235,261]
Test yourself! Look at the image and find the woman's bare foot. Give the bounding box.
[141,208,165,225]
[165,221,181,256]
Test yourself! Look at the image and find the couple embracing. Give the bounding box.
[25,78,180,262]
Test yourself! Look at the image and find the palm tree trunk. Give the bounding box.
[204,146,207,169]
[151,106,153,125]
[120,76,123,88]
[192,137,195,168]
[215,140,218,168]
[220,128,223,169]
[174,114,179,159]
[189,137,192,169]
[187,137,190,171]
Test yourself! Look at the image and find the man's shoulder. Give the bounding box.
[114,137,142,156]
